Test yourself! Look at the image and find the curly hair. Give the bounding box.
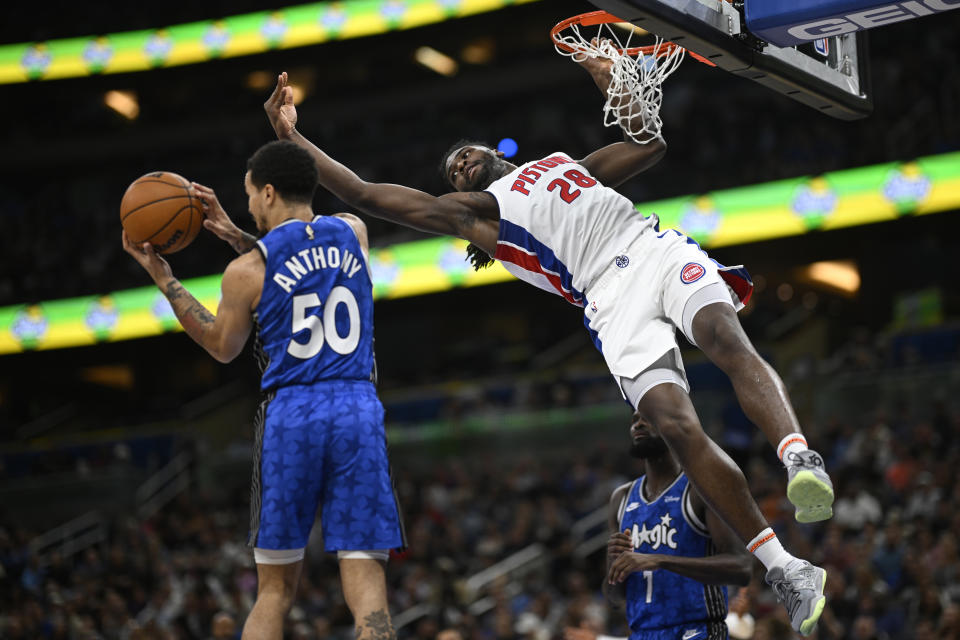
[438,140,499,271]
[246,140,319,204]
[465,243,494,270]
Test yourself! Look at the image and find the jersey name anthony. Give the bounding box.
[271,244,364,293]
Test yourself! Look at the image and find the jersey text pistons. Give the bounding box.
[509,155,575,195]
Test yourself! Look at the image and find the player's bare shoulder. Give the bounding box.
[609,480,634,528]
[224,250,266,309]
[332,212,369,252]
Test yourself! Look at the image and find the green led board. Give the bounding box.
[0,0,542,85]
[1,151,957,354]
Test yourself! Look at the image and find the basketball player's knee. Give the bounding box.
[256,583,297,613]
[653,413,702,450]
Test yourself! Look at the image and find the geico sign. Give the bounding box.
[787,0,960,40]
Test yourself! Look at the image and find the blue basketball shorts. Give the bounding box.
[630,621,727,640]
[248,379,406,554]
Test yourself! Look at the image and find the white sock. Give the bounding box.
[747,528,795,570]
[777,433,809,464]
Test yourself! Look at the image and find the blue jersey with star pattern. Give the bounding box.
[254,217,374,391]
[617,473,728,634]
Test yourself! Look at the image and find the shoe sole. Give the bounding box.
[798,568,827,636]
[788,470,835,523]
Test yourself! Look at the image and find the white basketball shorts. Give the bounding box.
[582,226,749,408]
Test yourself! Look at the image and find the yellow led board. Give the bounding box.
[0,151,957,355]
[0,0,543,84]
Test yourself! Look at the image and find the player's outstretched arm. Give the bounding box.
[573,52,667,188]
[122,232,259,362]
[264,72,498,254]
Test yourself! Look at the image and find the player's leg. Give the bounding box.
[242,556,303,639]
[629,377,826,636]
[243,388,326,638]
[687,294,833,523]
[339,554,395,640]
[632,378,767,543]
[319,381,405,628]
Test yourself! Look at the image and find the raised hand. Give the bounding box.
[264,71,297,139]
[574,38,615,76]
[122,230,173,284]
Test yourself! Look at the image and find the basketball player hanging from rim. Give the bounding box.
[263,37,828,635]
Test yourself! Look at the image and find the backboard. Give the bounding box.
[587,0,872,119]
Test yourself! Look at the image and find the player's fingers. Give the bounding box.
[282,85,294,105]
[268,73,284,103]
[608,558,623,583]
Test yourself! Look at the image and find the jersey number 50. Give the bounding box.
[287,286,360,359]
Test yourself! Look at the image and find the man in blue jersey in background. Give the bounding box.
[604,411,753,640]
[122,140,405,640]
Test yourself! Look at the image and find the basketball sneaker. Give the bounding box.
[785,450,834,523]
[766,559,827,636]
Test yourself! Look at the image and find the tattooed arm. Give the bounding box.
[122,232,262,362]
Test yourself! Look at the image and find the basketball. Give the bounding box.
[120,171,204,254]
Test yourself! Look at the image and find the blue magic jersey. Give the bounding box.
[254,217,374,391]
[617,473,727,636]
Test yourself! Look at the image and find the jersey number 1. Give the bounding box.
[643,570,654,603]
[287,286,361,359]
[547,169,597,204]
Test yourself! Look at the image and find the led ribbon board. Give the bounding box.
[0,0,543,85]
[744,0,960,47]
[1,151,957,354]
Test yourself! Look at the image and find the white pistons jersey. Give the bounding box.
[485,152,658,307]
[485,151,754,382]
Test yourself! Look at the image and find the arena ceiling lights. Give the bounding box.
[0,0,544,85]
[1,151,957,355]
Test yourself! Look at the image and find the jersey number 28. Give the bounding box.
[547,169,597,204]
[287,286,360,359]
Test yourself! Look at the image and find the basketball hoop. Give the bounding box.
[551,11,714,144]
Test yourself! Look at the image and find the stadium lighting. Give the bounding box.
[461,38,495,64]
[245,70,274,91]
[802,260,861,295]
[415,46,458,77]
[611,22,649,37]
[104,90,139,120]
[289,83,307,104]
[497,138,519,158]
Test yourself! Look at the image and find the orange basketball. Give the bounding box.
[120,171,204,254]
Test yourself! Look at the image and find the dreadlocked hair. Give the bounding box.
[466,243,495,271]
[439,138,493,189]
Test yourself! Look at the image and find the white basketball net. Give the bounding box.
[554,21,685,144]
